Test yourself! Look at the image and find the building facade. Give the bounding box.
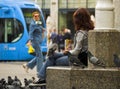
[31,0,96,33]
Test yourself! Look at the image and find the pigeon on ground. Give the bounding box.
[24,78,29,87]
[113,54,120,69]
[0,78,7,89]
[7,76,13,85]
[88,51,106,68]
[24,77,36,87]
[12,76,22,87]
[27,77,36,84]
[31,77,36,83]
[67,52,86,68]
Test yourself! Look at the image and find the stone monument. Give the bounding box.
[88,0,120,67]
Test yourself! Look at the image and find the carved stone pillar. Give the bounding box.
[50,0,58,31]
[113,0,120,30]
[95,0,114,28]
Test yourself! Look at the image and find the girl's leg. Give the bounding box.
[56,55,69,66]
[38,52,64,79]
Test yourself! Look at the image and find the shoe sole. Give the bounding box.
[22,64,29,73]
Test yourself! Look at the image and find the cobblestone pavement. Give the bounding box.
[0,61,38,86]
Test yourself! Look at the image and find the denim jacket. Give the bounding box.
[29,20,45,43]
[70,30,88,56]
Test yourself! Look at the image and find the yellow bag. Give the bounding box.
[27,44,36,56]
[28,45,35,53]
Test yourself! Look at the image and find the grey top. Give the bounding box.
[70,30,88,56]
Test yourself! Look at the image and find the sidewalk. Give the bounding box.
[0,61,38,86]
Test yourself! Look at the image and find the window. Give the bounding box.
[0,18,23,43]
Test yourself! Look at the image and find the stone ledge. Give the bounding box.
[46,67,120,89]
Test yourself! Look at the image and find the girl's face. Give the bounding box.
[33,14,40,21]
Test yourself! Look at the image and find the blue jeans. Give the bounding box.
[37,52,69,79]
[27,40,43,72]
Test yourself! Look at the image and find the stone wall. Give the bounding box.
[46,67,120,89]
[88,29,120,67]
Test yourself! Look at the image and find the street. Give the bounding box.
[0,61,37,86]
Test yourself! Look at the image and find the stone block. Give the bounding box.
[46,67,120,89]
[46,67,71,89]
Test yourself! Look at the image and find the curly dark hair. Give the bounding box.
[73,8,94,31]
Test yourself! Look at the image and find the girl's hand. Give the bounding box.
[26,40,31,46]
[63,50,69,55]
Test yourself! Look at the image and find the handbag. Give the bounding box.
[27,44,36,56]
[78,51,88,66]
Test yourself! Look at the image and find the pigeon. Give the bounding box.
[113,54,120,69]
[12,76,22,87]
[31,77,36,83]
[24,77,36,87]
[0,78,6,85]
[7,76,13,85]
[67,52,86,68]
[0,78,7,89]
[24,78,29,87]
[27,77,36,84]
[88,51,106,68]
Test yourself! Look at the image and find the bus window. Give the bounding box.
[0,18,23,43]
[0,20,4,42]
[22,8,44,32]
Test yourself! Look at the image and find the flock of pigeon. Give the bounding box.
[0,76,35,89]
[68,51,106,68]
[68,50,120,69]
[88,52,120,69]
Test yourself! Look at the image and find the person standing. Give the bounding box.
[63,28,72,50]
[50,28,58,44]
[57,30,64,52]
[23,11,45,73]
[34,8,94,84]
